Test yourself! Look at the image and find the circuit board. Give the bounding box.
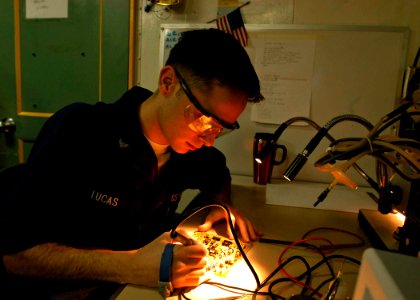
[193,231,252,277]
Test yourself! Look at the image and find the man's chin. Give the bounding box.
[172,146,197,154]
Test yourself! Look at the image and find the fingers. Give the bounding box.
[233,208,264,242]
[172,268,208,287]
[196,220,212,232]
[197,207,234,235]
[171,244,209,288]
[171,230,195,246]
[234,213,261,242]
[176,243,208,258]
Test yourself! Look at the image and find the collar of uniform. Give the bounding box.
[113,86,153,147]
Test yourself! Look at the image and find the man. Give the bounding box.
[1,29,263,298]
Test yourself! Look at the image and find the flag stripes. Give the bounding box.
[216,8,248,47]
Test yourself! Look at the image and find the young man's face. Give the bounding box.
[161,79,248,154]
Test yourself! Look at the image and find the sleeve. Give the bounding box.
[1,103,99,254]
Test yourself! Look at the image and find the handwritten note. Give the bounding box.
[26,0,68,19]
[252,38,316,125]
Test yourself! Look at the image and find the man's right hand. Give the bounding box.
[129,232,208,289]
[171,238,208,288]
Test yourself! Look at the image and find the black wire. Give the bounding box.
[265,256,313,297]
[309,254,361,297]
[203,281,273,298]
[182,233,361,299]
[257,243,335,300]
[263,250,360,299]
[314,108,419,165]
[268,278,298,299]
[315,133,420,172]
[296,256,313,295]
[315,135,419,181]
[277,117,336,142]
[372,152,418,182]
[323,114,374,131]
[310,277,334,297]
[257,244,330,290]
[293,254,360,298]
[173,203,363,299]
[280,115,376,189]
[374,107,418,137]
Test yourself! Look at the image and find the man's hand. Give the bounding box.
[171,241,208,288]
[130,232,208,289]
[197,206,262,242]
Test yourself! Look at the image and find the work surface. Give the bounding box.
[114,176,374,300]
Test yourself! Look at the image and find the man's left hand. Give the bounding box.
[197,206,262,242]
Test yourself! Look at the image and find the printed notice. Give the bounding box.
[251,38,316,125]
[26,0,68,19]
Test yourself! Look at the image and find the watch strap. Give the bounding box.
[158,243,176,298]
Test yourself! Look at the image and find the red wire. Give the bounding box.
[277,237,334,297]
[302,227,365,249]
[275,228,364,297]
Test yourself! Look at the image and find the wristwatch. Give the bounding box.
[158,243,176,298]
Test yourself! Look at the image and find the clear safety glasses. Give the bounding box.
[174,68,240,137]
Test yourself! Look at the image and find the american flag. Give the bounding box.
[216,8,248,47]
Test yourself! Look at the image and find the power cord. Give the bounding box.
[173,203,364,299]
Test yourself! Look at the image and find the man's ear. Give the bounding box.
[158,66,177,95]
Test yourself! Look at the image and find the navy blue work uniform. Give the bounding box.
[0,87,231,297]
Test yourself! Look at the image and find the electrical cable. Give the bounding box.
[203,281,275,298]
[255,115,378,192]
[375,110,420,137]
[309,255,360,298]
[301,227,366,249]
[279,103,420,206]
[375,139,420,170]
[283,114,374,181]
[256,240,333,292]
[317,106,418,165]
[265,252,360,299]
[317,136,419,163]
[372,152,420,181]
[267,256,313,298]
[174,203,365,299]
[315,135,420,181]
[181,234,362,299]
[257,228,363,298]
[255,254,316,300]
[277,238,335,297]
[255,116,335,162]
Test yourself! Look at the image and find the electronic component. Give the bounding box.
[193,231,252,277]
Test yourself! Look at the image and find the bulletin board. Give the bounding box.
[159,24,409,184]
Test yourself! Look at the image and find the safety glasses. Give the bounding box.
[174,68,240,137]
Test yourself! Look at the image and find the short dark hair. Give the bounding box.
[165,29,263,103]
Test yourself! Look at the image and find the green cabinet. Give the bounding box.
[0,0,135,168]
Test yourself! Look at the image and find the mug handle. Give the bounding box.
[272,144,287,165]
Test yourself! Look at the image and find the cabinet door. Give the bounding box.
[0,0,135,168]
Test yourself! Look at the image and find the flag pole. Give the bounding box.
[207,1,251,23]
